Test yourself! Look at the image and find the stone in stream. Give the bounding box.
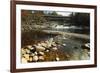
[62,43,66,46]
[27,45,32,49]
[38,52,45,56]
[25,49,31,54]
[52,47,58,51]
[34,51,38,55]
[33,55,38,62]
[38,56,45,61]
[51,42,57,47]
[21,48,26,55]
[81,43,90,51]
[35,45,46,52]
[45,40,52,48]
[55,57,60,61]
[31,53,35,57]
[40,42,47,48]
[30,47,36,53]
[22,57,27,63]
[23,54,30,61]
[29,56,33,62]
[26,45,36,53]
[45,49,50,52]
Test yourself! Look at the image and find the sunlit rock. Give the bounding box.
[35,45,46,52]
[23,54,29,61]
[38,56,45,61]
[30,46,36,53]
[45,49,50,52]
[33,55,38,62]
[55,57,60,61]
[22,57,27,63]
[21,48,26,55]
[85,43,90,48]
[40,42,47,48]
[38,51,44,56]
[25,49,30,54]
[52,47,58,51]
[62,43,66,46]
[27,45,32,49]
[34,51,38,55]
[81,43,90,51]
[29,56,33,62]
[52,42,57,47]
[31,53,35,56]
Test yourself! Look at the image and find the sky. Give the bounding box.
[56,12,72,16]
[32,10,72,16]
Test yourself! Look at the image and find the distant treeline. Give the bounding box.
[21,10,90,28]
[70,13,90,27]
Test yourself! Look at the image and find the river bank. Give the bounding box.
[21,30,90,63]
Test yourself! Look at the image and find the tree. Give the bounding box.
[21,10,47,25]
[70,13,90,27]
[46,11,59,16]
[50,11,58,16]
[32,11,47,25]
[21,10,33,25]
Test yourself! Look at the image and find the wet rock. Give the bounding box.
[70,50,80,60]
[38,52,44,56]
[85,43,90,48]
[29,56,33,62]
[40,42,47,48]
[45,40,52,48]
[22,57,27,63]
[35,45,46,52]
[62,43,66,46]
[21,48,26,55]
[45,49,50,52]
[34,51,38,55]
[30,47,36,53]
[81,43,90,51]
[52,47,58,51]
[25,49,31,54]
[55,57,60,61]
[27,45,32,49]
[23,54,29,61]
[31,53,35,56]
[51,42,57,47]
[33,55,38,62]
[38,56,45,61]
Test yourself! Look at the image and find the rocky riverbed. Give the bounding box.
[21,34,90,63]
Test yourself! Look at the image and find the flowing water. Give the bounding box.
[21,27,90,61]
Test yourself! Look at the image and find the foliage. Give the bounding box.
[21,10,47,25]
[32,11,47,25]
[70,13,90,27]
[50,11,58,16]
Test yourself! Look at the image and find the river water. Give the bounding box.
[45,27,90,60]
[21,27,90,61]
